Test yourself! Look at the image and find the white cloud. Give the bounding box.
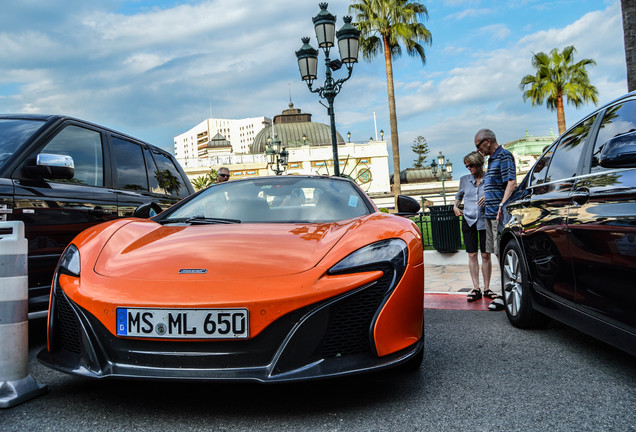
[0,0,627,172]
[446,8,493,21]
[391,1,625,168]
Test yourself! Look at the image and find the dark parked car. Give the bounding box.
[499,91,636,356]
[0,114,194,319]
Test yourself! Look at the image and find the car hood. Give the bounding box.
[93,220,356,280]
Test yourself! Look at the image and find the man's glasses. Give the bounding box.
[218,174,229,178]
[465,164,475,169]
[476,138,488,148]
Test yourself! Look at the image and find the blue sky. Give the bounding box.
[0,0,627,174]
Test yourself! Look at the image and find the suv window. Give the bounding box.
[149,149,187,198]
[591,99,636,171]
[0,119,46,169]
[112,137,149,192]
[531,115,596,185]
[41,125,104,186]
[529,145,554,186]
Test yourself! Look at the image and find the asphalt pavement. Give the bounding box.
[3,254,635,431]
[5,309,636,432]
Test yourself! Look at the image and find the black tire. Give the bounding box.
[501,240,549,329]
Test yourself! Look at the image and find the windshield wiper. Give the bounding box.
[162,216,241,225]
[185,216,242,224]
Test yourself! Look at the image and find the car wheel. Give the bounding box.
[501,240,549,329]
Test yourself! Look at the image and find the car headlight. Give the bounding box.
[328,239,408,281]
[57,244,81,277]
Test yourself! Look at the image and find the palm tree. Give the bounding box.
[349,0,432,205]
[519,45,598,135]
[622,0,636,91]
[191,175,212,191]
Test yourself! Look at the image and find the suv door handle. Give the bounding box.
[571,189,590,206]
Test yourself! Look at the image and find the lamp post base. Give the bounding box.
[0,375,48,409]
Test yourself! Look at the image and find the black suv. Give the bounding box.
[0,114,194,318]
[499,91,636,356]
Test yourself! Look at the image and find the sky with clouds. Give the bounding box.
[0,0,628,174]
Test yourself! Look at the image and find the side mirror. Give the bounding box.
[396,195,421,216]
[134,202,163,218]
[599,132,636,168]
[26,153,75,179]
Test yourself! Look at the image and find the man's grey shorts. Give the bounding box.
[484,218,499,256]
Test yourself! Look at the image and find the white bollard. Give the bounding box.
[0,221,47,408]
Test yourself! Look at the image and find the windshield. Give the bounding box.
[0,119,46,169]
[161,177,372,224]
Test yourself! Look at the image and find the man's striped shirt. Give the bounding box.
[484,146,516,219]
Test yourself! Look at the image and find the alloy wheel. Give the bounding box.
[503,248,523,316]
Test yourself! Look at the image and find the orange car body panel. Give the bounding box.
[52,212,424,358]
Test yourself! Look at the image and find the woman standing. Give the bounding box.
[453,151,496,302]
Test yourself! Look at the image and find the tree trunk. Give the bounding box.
[383,37,401,209]
[622,0,636,92]
[556,93,566,135]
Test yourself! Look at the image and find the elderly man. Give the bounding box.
[216,167,230,183]
[474,129,517,310]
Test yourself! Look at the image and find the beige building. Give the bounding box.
[175,103,391,195]
[173,116,271,160]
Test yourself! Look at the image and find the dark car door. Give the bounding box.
[12,122,118,315]
[568,98,636,332]
[110,136,190,217]
[515,115,598,305]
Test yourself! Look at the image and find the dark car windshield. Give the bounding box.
[161,177,372,224]
[0,119,46,169]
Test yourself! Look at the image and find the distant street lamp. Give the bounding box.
[295,3,360,177]
[431,151,453,205]
[265,136,288,176]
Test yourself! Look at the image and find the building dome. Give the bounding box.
[251,102,344,153]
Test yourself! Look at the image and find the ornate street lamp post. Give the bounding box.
[430,151,453,205]
[295,3,360,177]
[265,136,289,175]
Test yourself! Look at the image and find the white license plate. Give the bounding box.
[116,307,249,339]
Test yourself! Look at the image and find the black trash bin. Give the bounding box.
[429,205,461,253]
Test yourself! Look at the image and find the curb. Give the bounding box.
[424,250,467,266]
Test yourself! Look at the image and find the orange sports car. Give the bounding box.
[38,175,424,381]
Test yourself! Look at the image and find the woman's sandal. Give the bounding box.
[483,289,498,299]
[467,289,482,302]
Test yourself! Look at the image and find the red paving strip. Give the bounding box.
[424,293,491,311]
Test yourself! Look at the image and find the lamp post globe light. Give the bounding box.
[430,151,453,205]
[295,3,360,177]
[266,136,288,176]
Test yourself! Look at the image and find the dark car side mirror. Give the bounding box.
[134,202,163,218]
[26,153,75,179]
[599,132,636,168]
[396,195,421,216]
